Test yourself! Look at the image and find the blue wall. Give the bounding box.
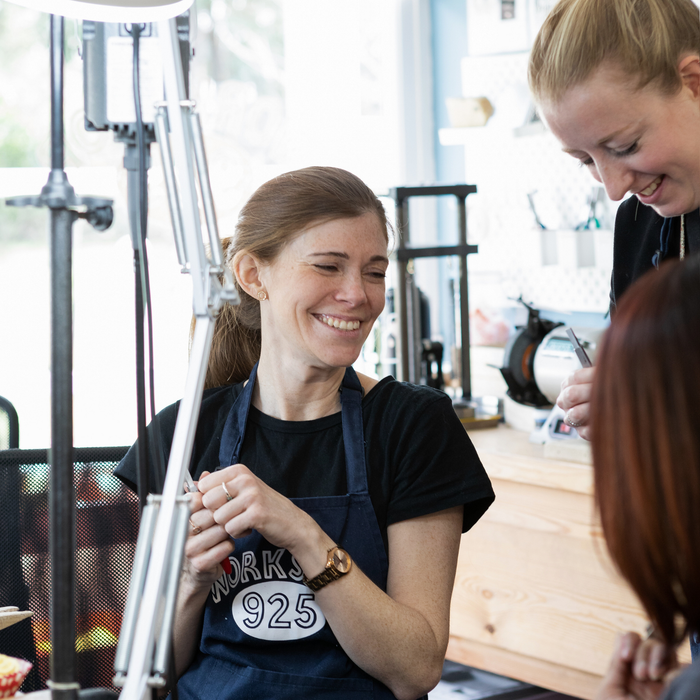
[430,0,468,352]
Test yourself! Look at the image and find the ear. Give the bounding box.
[679,55,700,99]
[231,251,266,299]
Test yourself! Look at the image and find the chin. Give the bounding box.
[317,350,363,369]
[652,202,695,218]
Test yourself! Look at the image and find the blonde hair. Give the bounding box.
[201,166,389,389]
[529,0,700,103]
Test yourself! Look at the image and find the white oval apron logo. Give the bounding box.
[232,581,326,641]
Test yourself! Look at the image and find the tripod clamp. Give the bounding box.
[6,169,113,231]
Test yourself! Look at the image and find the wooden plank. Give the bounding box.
[446,635,601,700]
[452,479,647,677]
[543,439,592,466]
[451,473,691,694]
[468,425,593,495]
[0,607,33,631]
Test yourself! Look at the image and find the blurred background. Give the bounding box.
[0,0,615,448]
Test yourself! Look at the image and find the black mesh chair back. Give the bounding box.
[0,396,19,449]
[0,446,137,693]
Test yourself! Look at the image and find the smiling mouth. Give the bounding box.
[316,314,361,331]
[639,176,663,197]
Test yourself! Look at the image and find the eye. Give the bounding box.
[314,264,338,272]
[578,156,594,168]
[612,141,639,158]
[367,271,386,280]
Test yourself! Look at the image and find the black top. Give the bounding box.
[661,660,700,699]
[115,376,495,551]
[611,197,700,310]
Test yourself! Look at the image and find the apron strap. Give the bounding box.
[340,367,369,495]
[219,362,259,467]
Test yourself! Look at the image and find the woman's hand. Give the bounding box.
[171,472,236,680]
[595,632,674,700]
[630,633,676,684]
[198,465,320,558]
[557,367,595,441]
[183,471,235,589]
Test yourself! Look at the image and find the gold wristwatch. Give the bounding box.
[303,546,353,592]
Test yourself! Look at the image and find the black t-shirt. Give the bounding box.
[115,376,495,551]
[611,197,700,310]
[661,661,700,700]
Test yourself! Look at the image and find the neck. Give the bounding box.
[253,354,345,421]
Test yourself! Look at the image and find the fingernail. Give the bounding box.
[620,636,631,659]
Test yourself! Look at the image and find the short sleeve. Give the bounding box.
[114,401,179,494]
[114,384,238,495]
[367,383,494,533]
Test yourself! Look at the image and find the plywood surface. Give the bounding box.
[467,425,593,495]
[450,424,690,699]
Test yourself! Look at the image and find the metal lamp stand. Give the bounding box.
[6,15,237,700]
[5,14,114,700]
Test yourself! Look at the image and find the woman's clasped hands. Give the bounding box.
[185,466,321,585]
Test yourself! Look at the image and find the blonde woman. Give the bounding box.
[528,0,700,441]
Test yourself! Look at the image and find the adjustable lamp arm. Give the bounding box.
[3,4,235,698]
[115,17,238,700]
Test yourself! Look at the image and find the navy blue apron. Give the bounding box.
[178,364,415,700]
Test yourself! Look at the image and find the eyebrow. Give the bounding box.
[309,252,389,264]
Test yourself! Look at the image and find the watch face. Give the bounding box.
[331,548,351,574]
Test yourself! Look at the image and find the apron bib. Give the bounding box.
[178,365,415,700]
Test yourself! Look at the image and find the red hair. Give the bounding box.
[591,257,700,645]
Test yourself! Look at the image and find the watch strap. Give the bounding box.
[304,565,345,592]
[303,546,351,592]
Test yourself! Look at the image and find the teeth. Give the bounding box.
[318,315,360,331]
[640,177,662,196]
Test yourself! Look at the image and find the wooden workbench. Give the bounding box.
[448,424,690,699]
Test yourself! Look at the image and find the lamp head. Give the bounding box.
[4,0,194,22]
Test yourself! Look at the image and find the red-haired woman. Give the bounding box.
[590,256,700,699]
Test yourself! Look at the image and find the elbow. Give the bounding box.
[387,660,443,700]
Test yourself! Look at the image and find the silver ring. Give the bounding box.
[222,481,234,502]
[564,412,583,428]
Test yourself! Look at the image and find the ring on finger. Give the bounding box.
[222,481,234,502]
[564,411,583,428]
[189,518,202,536]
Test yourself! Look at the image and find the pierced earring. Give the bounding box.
[257,290,267,301]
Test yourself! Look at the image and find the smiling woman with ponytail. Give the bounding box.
[117,165,494,700]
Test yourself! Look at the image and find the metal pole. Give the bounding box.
[457,196,472,400]
[47,16,78,700]
[50,16,64,173]
[395,198,410,383]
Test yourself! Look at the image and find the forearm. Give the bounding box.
[291,509,461,700]
[172,576,210,679]
[317,567,446,700]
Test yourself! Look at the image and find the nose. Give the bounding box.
[337,271,368,307]
[593,158,635,202]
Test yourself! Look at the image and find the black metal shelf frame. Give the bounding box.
[388,184,478,399]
